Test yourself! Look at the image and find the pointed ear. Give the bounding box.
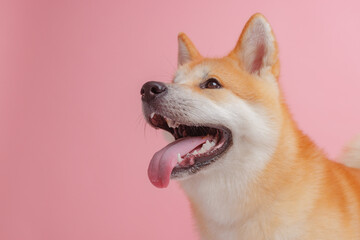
[230,14,279,77]
[178,32,202,66]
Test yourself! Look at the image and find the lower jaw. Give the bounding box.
[170,132,232,179]
[170,157,217,179]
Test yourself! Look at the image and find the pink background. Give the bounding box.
[1,0,360,239]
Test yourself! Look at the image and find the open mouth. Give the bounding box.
[147,113,232,188]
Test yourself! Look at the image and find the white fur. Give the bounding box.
[339,135,360,168]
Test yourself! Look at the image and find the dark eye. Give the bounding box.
[201,78,222,89]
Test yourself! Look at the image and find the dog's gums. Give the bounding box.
[147,113,232,188]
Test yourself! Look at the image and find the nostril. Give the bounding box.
[151,86,161,94]
[152,85,166,95]
[150,87,156,94]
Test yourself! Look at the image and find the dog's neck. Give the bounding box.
[179,106,325,239]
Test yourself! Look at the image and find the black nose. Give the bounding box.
[140,81,167,102]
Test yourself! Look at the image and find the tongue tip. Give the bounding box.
[152,180,169,188]
[148,167,170,188]
[149,176,170,188]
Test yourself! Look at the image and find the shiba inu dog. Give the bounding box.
[141,13,360,240]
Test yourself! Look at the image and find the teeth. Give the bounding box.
[165,118,172,127]
[165,117,180,128]
[198,140,215,154]
[177,140,216,166]
[198,148,206,154]
[150,113,155,119]
[189,157,195,165]
[177,153,184,163]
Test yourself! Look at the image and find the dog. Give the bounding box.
[141,13,360,240]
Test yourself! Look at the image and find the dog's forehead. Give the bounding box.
[173,64,209,84]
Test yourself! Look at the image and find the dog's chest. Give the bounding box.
[182,179,303,240]
[181,177,268,239]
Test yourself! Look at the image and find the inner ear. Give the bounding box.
[251,43,266,73]
[231,14,278,75]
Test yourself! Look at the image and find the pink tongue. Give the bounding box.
[148,136,211,188]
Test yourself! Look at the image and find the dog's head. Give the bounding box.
[141,14,283,188]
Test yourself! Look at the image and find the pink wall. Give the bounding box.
[1,0,360,239]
